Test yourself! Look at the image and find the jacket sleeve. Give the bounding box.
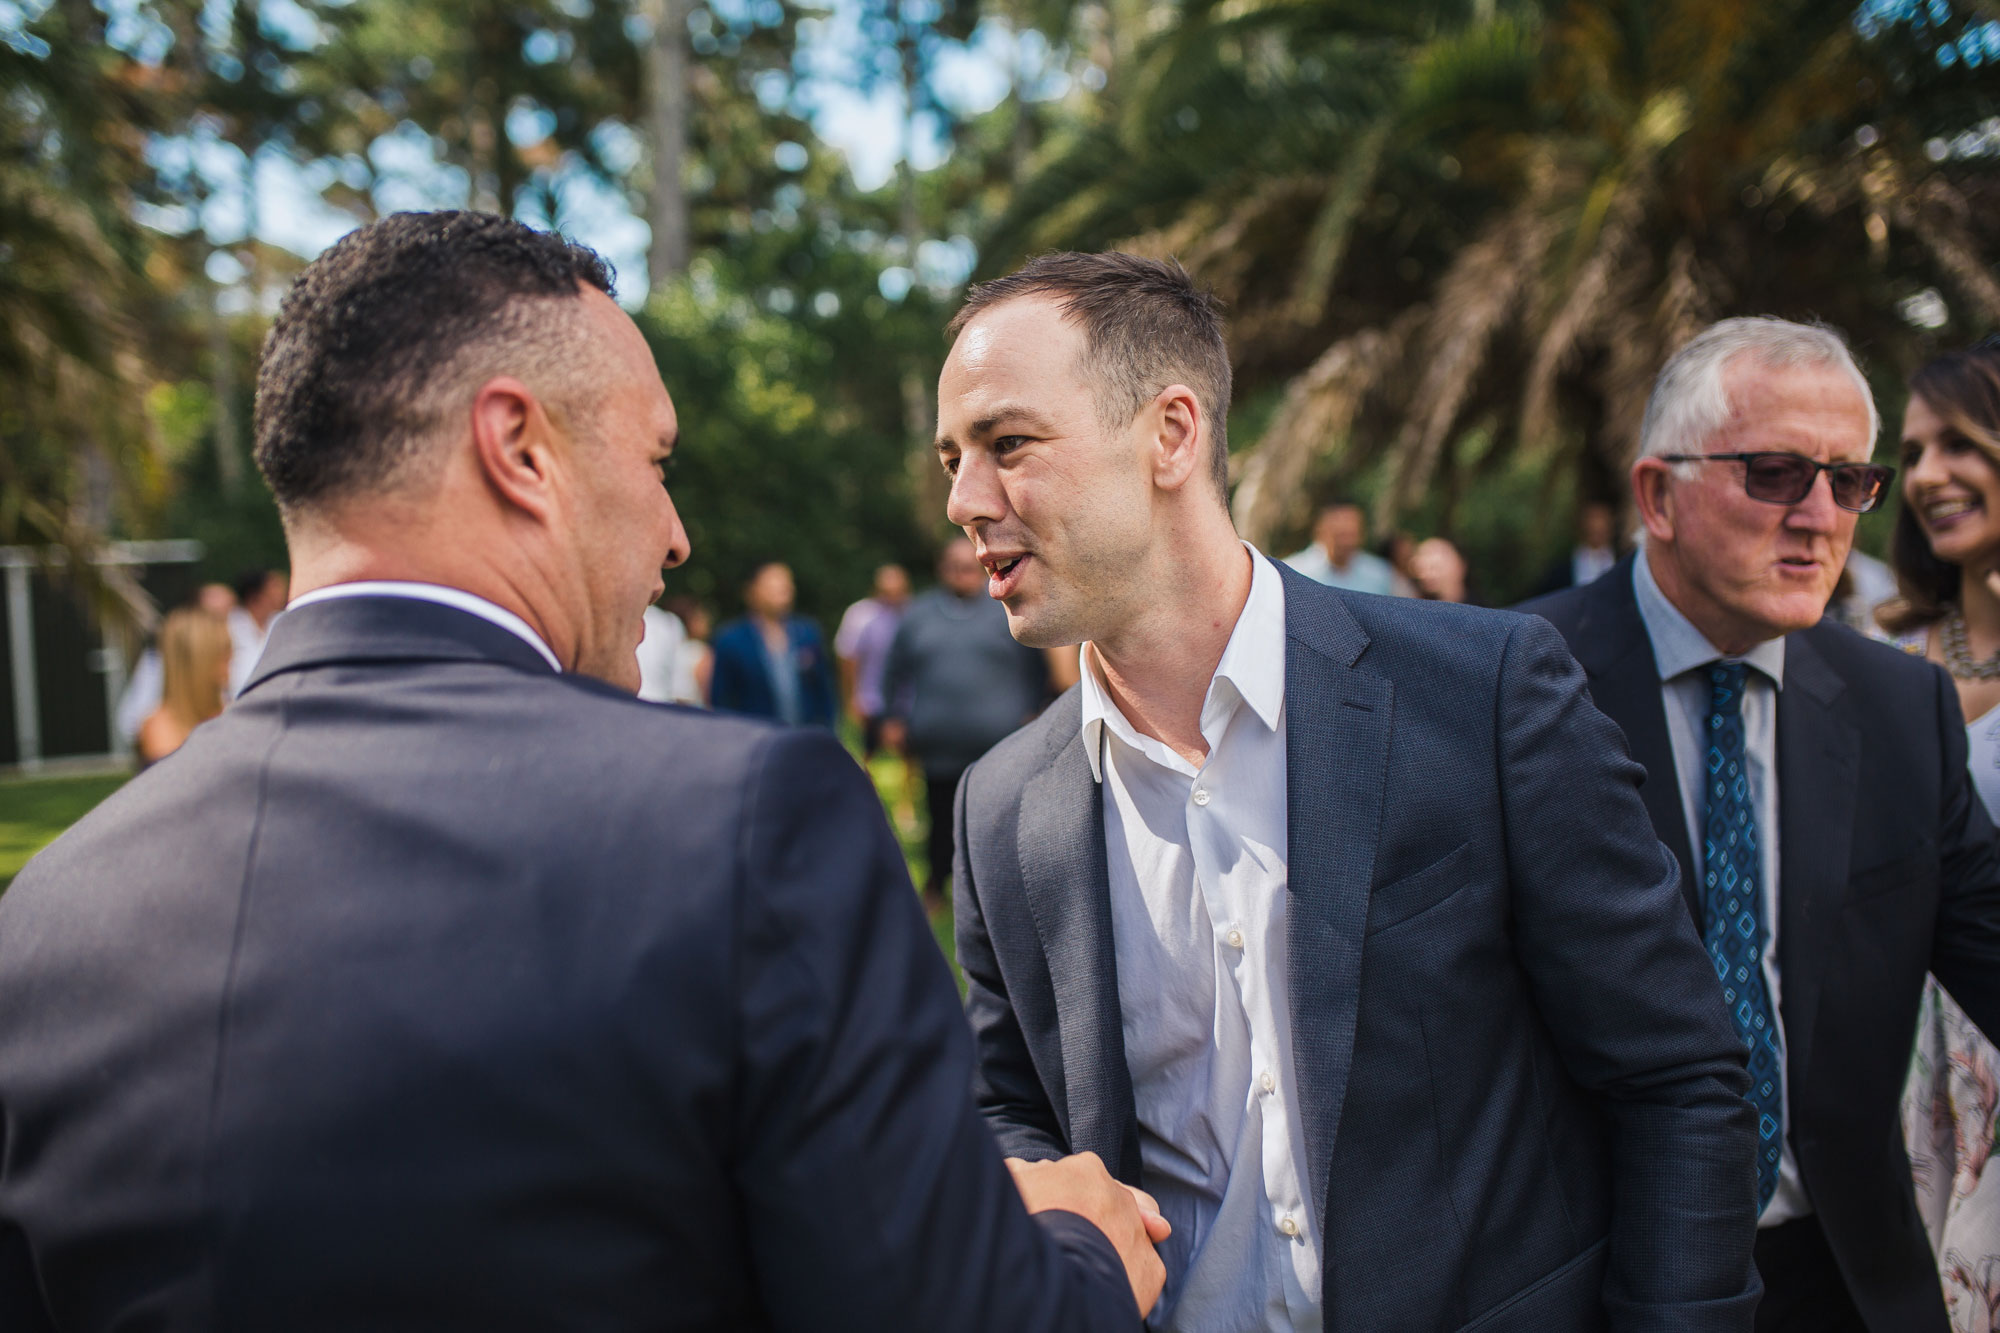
[708,631,740,712]
[1494,614,1761,1333]
[952,763,1068,1162]
[1926,660,2000,1036]
[732,729,1135,1332]
[880,616,915,725]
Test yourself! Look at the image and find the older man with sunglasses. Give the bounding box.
[1525,317,2000,1333]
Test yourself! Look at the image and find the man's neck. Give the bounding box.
[1092,534,1254,768]
[1324,546,1355,573]
[288,524,573,669]
[1641,544,1770,658]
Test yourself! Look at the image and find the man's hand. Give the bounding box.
[1006,1153,1169,1317]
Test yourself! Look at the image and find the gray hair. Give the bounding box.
[1638,317,1880,475]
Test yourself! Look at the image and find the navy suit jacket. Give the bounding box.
[1524,556,2000,1333]
[955,568,1761,1332]
[708,616,837,726]
[0,596,1137,1332]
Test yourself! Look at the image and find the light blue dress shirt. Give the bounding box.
[1632,551,1810,1226]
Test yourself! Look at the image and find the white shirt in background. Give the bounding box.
[1081,546,1319,1333]
[635,606,688,703]
[225,608,271,698]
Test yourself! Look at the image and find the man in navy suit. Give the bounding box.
[937,252,1761,1332]
[0,213,1165,1330]
[1524,317,2000,1332]
[708,561,838,725]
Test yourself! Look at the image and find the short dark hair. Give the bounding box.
[254,211,614,514]
[948,252,1233,498]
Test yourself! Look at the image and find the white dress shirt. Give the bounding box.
[1081,546,1320,1333]
[1633,551,1809,1227]
[282,581,562,673]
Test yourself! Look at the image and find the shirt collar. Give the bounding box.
[1078,543,1287,783]
[283,581,563,673]
[1633,549,1786,689]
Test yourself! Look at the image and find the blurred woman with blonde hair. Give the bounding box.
[136,607,233,766]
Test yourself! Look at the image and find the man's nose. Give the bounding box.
[945,451,1006,529]
[1784,469,1845,532]
[659,494,692,570]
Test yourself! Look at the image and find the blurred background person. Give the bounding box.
[227,568,288,697]
[1532,499,1621,595]
[662,595,712,706]
[116,582,237,749]
[1377,529,1420,597]
[1411,535,1474,603]
[1283,500,1398,595]
[835,562,911,754]
[708,562,836,727]
[881,538,1048,910]
[1827,547,1899,633]
[1877,338,2000,1295]
[135,606,232,767]
[634,596,688,704]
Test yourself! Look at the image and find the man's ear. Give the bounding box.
[1630,457,1676,546]
[469,376,560,521]
[1149,384,1206,493]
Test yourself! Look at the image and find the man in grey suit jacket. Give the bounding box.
[935,252,1761,1331]
[0,213,1166,1330]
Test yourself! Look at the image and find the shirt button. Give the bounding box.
[1225,928,1244,949]
[1279,1215,1298,1237]
[1261,1071,1276,1093]
[1192,786,1210,807]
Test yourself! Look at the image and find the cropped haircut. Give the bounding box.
[949,252,1233,498]
[254,211,615,514]
[1639,316,1880,475]
[1881,340,2000,634]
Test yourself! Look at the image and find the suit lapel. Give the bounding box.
[1568,562,1700,921]
[1016,733,1141,1182]
[1279,569,1391,1235]
[1773,632,1857,1100]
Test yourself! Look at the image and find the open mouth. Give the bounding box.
[983,552,1031,598]
[1924,496,1982,531]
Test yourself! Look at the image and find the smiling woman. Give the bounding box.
[1878,338,2000,1312]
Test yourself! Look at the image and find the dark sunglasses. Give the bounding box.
[1655,452,1897,513]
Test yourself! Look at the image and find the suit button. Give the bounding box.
[1192,787,1210,807]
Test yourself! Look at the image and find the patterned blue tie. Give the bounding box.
[1704,661,1783,1211]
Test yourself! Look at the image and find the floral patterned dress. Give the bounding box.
[1894,629,2000,1332]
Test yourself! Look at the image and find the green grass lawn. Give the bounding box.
[0,772,128,894]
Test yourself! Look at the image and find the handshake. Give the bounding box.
[1008,1152,1173,1316]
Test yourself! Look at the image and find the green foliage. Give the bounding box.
[0,772,126,893]
[641,255,934,624]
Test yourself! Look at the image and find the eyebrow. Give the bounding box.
[936,402,1059,451]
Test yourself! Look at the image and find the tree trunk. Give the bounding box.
[645,0,691,287]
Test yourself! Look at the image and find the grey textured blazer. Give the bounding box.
[0,595,1137,1332]
[954,567,1762,1332]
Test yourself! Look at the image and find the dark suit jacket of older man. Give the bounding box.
[1524,555,2000,1333]
[955,566,1762,1333]
[0,595,1137,1332]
